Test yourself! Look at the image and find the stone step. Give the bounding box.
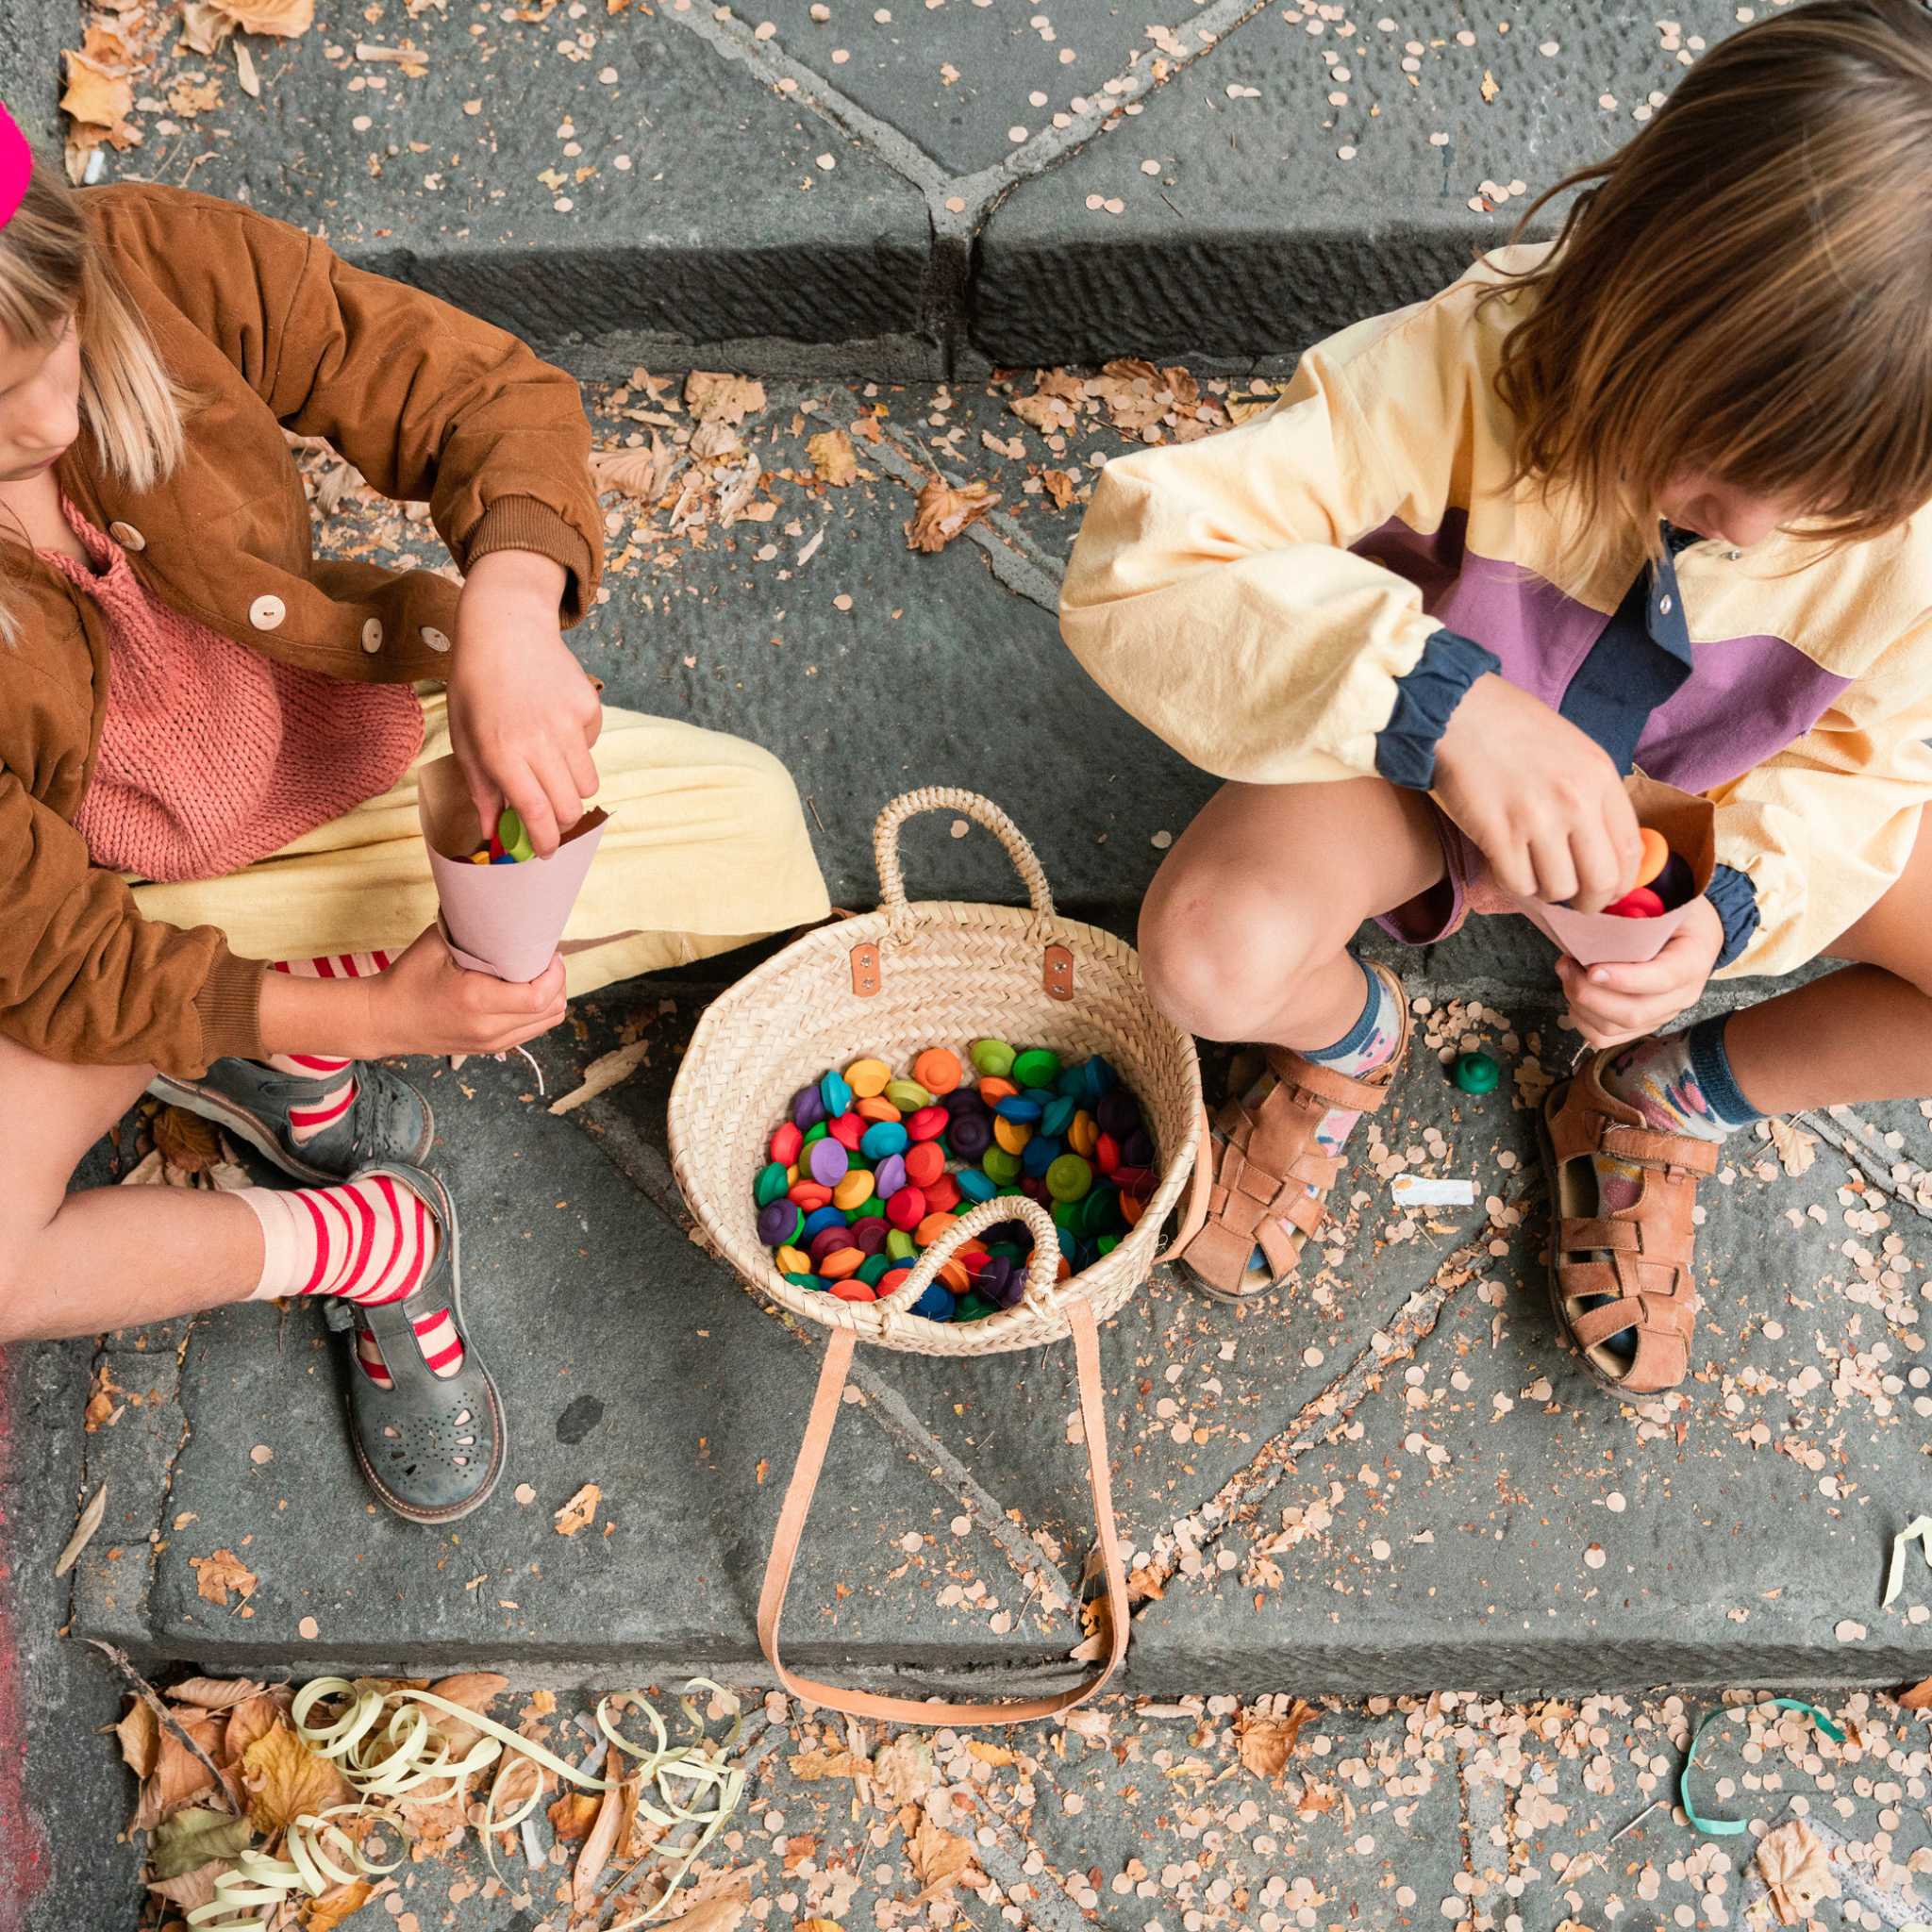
[72,965,1932,1698]
[33,0,1754,374]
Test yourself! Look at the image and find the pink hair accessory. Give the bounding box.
[0,104,29,227]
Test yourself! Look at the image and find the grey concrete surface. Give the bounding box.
[76,0,1770,371]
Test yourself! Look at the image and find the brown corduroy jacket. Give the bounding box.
[1,182,602,1076]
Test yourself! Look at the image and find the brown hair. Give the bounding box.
[1482,0,1932,564]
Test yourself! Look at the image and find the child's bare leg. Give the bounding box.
[1137,774,1447,1046]
[1724,813,1932,1114]
[1140,775,1448,1299]
[0,1035,263,1343]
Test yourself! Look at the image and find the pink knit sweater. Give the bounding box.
[54,501,425,884]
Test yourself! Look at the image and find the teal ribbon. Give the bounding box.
[1680,1697,1846,1838]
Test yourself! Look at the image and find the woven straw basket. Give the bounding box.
[669,789,1206,1724]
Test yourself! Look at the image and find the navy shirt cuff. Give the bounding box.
[1705,863,1760,969]
[1374,627,1501,790]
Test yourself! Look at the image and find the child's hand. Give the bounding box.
[447,548,602,857]
[1433,675,1645,912]
[364,924,569,1057]
[1556,895,1725,1049]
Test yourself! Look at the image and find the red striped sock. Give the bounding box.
[236,1174,465,1381]
[262,952,394,1145]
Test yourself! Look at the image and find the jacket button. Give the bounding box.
[108,520,145,551]
[420,625,451,653]
[361,618,383,654]
[249,594,286,632]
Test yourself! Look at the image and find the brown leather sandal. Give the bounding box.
[1539,1049,1719,1393]
[1172,962,1410,1305]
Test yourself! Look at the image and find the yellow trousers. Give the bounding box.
[129,692,831,991]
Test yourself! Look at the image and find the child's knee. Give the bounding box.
[1138,875,1329,1041]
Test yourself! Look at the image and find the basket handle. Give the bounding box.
[757,1297,1128,1725]
[874,790,1056,921]
[869,1191,1062,1325]
[858,790,1069,1002]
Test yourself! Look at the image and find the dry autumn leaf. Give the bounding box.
[133,1708,224,1831]
[1767,1114,1817,1178]
[790,1746,869,1781]
[146,1862,226,1914]
[53,1482,108,1577]
[149,1806,254,1880]
[155,1106,223,1174]
[168,1676,268,1711]
[224,1692,288,1764]
[683,371,766,425]
[591,441,673,502]
[554,1482,601,1535]
[422,1672,508,1757]
[1900,1674,1932,1709]
[870,1735,933,1806]
[115,1697,160,1779]
[548,1789,603,1843]
[304,1877,377,1932]
[573,1747,626,1910]
[59,51,133,132]
[190,1548,258,1607]
[242,1723,354,1834]
[909,1816,974,1894]
[1235,1699,1315,1781]
[182,0,315,51]
[906,477,998,554]
[653,1899,749,1932]
[548,1041,649,1115]
[808,429,858,487]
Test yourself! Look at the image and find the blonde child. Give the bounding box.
[1063,0,1932,1395]
[0,122,827,1520]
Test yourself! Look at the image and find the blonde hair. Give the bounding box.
[1480,0,1932,572]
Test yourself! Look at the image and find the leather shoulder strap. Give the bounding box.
[757,1299,1128,1725]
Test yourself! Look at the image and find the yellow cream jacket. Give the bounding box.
[1060,245,1932,977]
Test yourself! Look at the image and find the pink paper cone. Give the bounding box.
[417,755,608,982]
[1500,771,1718,969]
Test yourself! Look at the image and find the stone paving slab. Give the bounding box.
[103,6,931,372]
[974,0,1757,365]
[68,0,1767,370]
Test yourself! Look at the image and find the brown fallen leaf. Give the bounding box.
[684,372,766,425]
[182,0,314,50]
[1766,1114,1817,1178]
[146,1862,226,1913]
[167,1676,267,1712]
[190,1549,258,1607]
[1041,468,1079,508]
[1899,1674,1932,1709]
[790,1746,869,1782]
[223,1692,288,1765]
[303,1876,377,1932]
[909,1816,974,1895]
[905,477,999,554]
[548,1041,649,1116]
[149,1805,254,1879]
[1235,1699,1315,1781]
[548,1789,602,1843]
[1756,1815,1835,1924]
[133,1707,224,1831]
[59,51,132,132]
[870,1735,933,1805]
[115,1696,160,1779]
[155,1107,222,1174]
[242,1723,354,1834]
[554,1483,601,1536]
[54,1482,108,1577]
[591,441,673,503]
[573,1747,625,1910]
[808,429,858,488]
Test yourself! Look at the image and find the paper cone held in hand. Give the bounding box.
[418,755,608,982]
[1500,772,1717,969]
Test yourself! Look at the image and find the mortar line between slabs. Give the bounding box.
[974,1822,1095,1932]
[1130,1200,1526,1597]
[1800,1104,1932,1223]
[870,427,1067,613]
[566,1091,1078,1618]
